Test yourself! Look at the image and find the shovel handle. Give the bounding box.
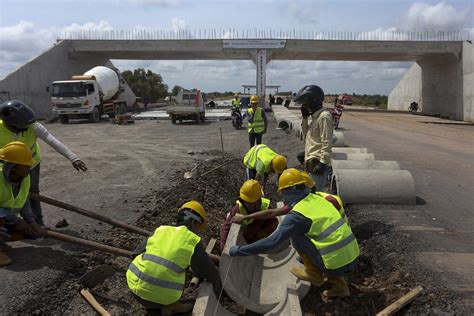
[80,288,111,316]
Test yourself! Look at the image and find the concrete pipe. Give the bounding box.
[192,282,235,316]
[332,160,400,170]
[331,169,416,205]
[332,147,368,154]
[332,153,375,160]
[333,131,345,147]
[220,221,310,314]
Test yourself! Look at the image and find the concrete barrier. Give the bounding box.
[331,169,416,205]
[333,131,345,147]
[220,222,310,314]
[332,147,368,154]
[192,282,235,316]
[332,160,400,170]
[332,153,375,160]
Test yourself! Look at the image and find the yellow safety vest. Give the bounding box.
[292,193,359,270]
[126,225,201,305]
[247,107,265,134]
[232,98,240,108]
[0,163,31,215]
[236,198,270,226]
[315,192,348,223]
[243,144,277,173]
[0,120,40,167]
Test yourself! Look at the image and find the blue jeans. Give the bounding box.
[310,165,331,192]
[248,133,262,148]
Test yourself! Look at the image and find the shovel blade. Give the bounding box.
[80,264,115,289]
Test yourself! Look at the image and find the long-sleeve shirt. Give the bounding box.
[301,109,333,165]
[33,123,80,162]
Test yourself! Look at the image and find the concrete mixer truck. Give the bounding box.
[50,66,134,123]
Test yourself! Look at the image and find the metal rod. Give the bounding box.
[219,126,224,154]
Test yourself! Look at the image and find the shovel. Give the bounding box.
[183,163,198,179]
[79,265,116,316]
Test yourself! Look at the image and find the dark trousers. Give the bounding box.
[248,133,262,148]
[29,164,43,225]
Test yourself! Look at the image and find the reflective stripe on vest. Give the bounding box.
[0,164,31,215]
[236,198,270,226]
[243,144,277,172]
[247,107,265,134]
[292,193,359,270]
[0,120,40,166]
[126,225,201,305]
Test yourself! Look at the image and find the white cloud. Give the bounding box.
[171,18,186,31]
[276,0,326,25]
[128,0,181,7]
[401,2,472,29]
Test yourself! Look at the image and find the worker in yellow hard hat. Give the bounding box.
[243,95,268,148]
[219,180,278,252]
[0,141,45,266]
[243,143,287,189]
[230,168,359,301]
[127,200,222,315]
[231,93,241,110]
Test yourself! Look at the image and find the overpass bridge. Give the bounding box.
[0,33,472,121]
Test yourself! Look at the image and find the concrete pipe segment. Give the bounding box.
[332,147,368,154]
[220,222,310,314]
[332,152,375,160]
[332,160,400,170]
[331,169,416,205]
[192,282,235,315]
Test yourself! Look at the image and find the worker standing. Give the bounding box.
[244,95,268,148]
[230,169,359,301]
[127,201,222,315]
[0,141,45,266]
[0,100,88,226]
[231,94,240,109]
[243,144,286,188]
[293,85,333,192]
[220,180,277,251]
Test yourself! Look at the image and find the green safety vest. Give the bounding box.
[236,197,270,226]
[0,163,31,215]
[0,120,40,167]
[126,225,201,305]
[243,144,277,173]
[247,107,265,134]
[232,98,240,108]
[292,193,359,270]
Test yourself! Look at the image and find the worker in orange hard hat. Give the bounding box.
[127,200,222,315]
[220,180,278,251]
[243,95,268,148]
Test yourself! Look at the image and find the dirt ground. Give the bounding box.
[0,109,473,315]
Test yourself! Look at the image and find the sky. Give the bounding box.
[0,0,473,95]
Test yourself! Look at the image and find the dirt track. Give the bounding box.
[0,109,473,315]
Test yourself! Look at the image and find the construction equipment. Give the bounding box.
[183,163,198,179]
[167,90,205,124]
[79,265,116,315]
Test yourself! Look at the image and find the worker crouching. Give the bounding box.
[126,201,222,315]
[220,180,278,252]
[230,169,359,301]
[243,144,287,188]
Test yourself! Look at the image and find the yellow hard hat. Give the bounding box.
[0,141,35,167]
[300,171,316,189]
[234,93,239,97]
[179,200,207,231]
[240,179,262,203]
[271,155,287,174]
[250,95,259,104]
[278,168,306,191]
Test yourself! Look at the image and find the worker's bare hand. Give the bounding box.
[29,222,47,237]
[231,214,246,224]
[14,220,34,236]
[72,160,88,172]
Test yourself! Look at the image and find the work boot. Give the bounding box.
[322,276,350,301]
[160,301,193,316]
[290,254,325,286]
[0,251,12,266]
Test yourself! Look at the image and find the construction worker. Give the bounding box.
[0,100,87,226]
[244,95,268,148]
[229,169,359,301]
[243,143,287,189]
[220,180,277,251]
[231,93,240,109]
[0,141,45,266]
[127,201,222,315]
[294,85,333,192]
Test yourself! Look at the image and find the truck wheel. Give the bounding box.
[59,115,69,124]
[200,113,205,122]
[89,107,100,123]
[121,104,127,114]
[195,114,200,124]
[171,115,177,124]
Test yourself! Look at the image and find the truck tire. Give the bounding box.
[200,113,205,122]
[121,104,127,114]
[195,114,200,124]
[89,107,101,123]
[59,115,69,124]
[171,115,177,124]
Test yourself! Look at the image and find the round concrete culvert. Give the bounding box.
[331,169,416,205]
[277,120,291,131]
[332,147,368,154]
[333,131,345,147]
[332,160,400,170]
[332,152,375,160]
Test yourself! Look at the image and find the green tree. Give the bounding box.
[171,85,184,96]
[122,68,169,101]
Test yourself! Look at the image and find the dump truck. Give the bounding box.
[51,66,132,124]
[167,90,205,124]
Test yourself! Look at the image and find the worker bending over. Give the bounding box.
[220,180,278,252]
[230,169,359,300]
[243,144,287,189]
[0,100,87,226]
[0,141,45,266]
[127,201,222,315]
[244,95,268,148]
